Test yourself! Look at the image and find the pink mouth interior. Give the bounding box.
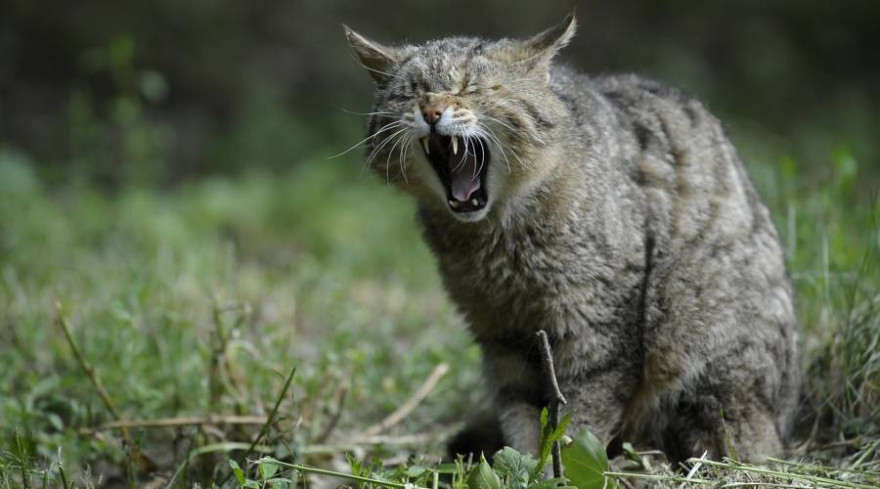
[450,156,481,202]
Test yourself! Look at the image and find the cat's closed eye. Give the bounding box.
[461,82,502,95]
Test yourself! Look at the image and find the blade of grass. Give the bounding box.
[213,365,297,487]
[261,457,431,489]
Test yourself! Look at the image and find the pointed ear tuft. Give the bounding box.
[525,12,577,61]
[493,12,577,77]
[343,25,399,85]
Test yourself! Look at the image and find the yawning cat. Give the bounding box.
[344,13,800,463]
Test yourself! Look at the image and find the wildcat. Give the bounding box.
[344,14,800,463]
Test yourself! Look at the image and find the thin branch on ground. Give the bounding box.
[537,329,567,480]
[719,483,819,488]
[265,457,430,489]
[165,434,453,489]
[245,365,297,458]
[358,362,450,439]
[77,415,270,435]
[213,365,297,488]
[56,302,138,486]
[56,303,128,440]
[307,426,463,455]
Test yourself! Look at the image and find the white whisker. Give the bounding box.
[399,134,412,184]
[467,135,479,178]
[485,124,528,169]
[330,105,396,117]
[474,129,496,173]
[480,114,522,137]
[330,120,405,159]
[384,131,409,185]
[475,124,513,173]
[475,136,487,177]
[451,136,470,173]
[365,126,411,178]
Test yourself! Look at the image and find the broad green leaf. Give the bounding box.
[259,459,279,479]
[267,478,293,489]
[560,430,616,489]
[467,455,502,489]
[493,447,538,489]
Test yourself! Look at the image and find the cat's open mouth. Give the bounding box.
[420,134,491,213]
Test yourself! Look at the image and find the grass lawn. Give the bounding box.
[0,141,877,487]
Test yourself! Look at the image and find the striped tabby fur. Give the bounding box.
[345,14,800,463]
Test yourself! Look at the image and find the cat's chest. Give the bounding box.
[422,217,621,336]
[441,231,555,298]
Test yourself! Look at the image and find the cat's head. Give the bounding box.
[344,14,576,222]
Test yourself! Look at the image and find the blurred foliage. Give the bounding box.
[0,0,878,187]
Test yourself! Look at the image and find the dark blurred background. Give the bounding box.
[1,0,878,187]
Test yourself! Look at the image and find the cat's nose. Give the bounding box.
[421,105,444,126]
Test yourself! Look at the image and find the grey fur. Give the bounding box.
[345,14,800,463]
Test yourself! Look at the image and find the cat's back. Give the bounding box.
[554,70,777,251]
[551,69,726,173]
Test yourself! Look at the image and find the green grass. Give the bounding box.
[0,139,878,488]
[0,149,481,486]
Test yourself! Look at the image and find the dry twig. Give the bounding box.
[56,302,141,485]
[77,415,269,435]
[358,362,450,439]
[56,303,127,438]
[537,330,567,480]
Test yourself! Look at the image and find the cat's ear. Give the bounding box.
[344,25,399,85]
[525,13,577,59]
[510,13,577,77]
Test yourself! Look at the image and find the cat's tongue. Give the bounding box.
[449,155,481,202]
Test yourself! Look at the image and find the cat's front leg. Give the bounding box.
[560,369,633,445]
[496,371,630,457]
[498,401,542,455]
[480,342,545,456]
